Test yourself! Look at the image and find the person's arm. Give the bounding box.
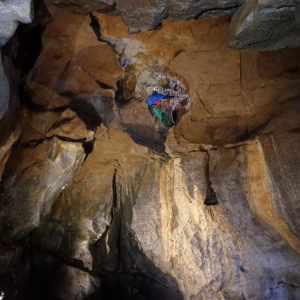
[152,92,167,100]
[148,105,154,115]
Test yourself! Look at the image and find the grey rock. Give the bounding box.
[0,137,85,243]
[118,149,300,299]
[228,0,300,50]
[0,51,9,119]
[0,0,33,47]
[260,131,300,240]
[116,0,242,32]
[46,0,116,13]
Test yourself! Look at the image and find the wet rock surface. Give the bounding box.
[0,3,300,300]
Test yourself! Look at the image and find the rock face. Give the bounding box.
[97,13,300,146]
[228,0,300,50]
[45,0,300,51]
[0,0,33,47]
[116,0,242,32]
[0,137,85,243]
[0,6,300,300]
[46,0,242,32]
[0,51,9,120]
[46,0,116,14]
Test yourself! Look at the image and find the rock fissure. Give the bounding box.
[204,151,218,206]
[195,4,242,19]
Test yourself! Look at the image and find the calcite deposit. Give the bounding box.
[0,2,299,300]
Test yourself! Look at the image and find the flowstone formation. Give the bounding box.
[0,2,300,300]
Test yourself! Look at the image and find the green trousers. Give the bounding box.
[152,105,173,129]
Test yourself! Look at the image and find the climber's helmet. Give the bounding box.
[152,87,159,93]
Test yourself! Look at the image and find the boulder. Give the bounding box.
[45,0,116,14]
[26,10,123,115]
[228,0,300,50]
[116,0,242,32]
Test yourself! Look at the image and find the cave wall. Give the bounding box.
[0,3,299,300]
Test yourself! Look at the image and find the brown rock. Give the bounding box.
[46,0,115,14]
[26,81,70,108]
[2,8,300,300]
[32,121,149,269]
[27,10,123,109]
[98,14,300,145]
[46,109,95,141]
[59,44,123,94]
[20,107,94,144]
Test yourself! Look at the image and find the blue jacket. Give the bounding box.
[147,92,167,108]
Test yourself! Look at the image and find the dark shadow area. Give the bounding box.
[90,168,183,300]
[122,123,166,153]
[20,85,68,112]
[116,230,184,300]
[70,93,116,130]
[204,152,218,206]
[70,98,102,131]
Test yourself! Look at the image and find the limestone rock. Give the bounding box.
[0,137,85,244]
[228,0,300,50]
[259,130,300,241]
[32,122,149,271]
[45,109,95,141]
[27,10,123,116]
[116,0,242,32]
[0,125,21,182]
[0,51,9,120]
[28,250,101,300]
[45,0,242,33]
[118,148,300,299]
[46,0,116,14]
[98,14,300,145]
[0,0,33,47]
[26,81,70,109]
[119,100,167,152]
[1,7,300,300]
[20,107,95,145]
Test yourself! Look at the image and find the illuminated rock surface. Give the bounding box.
[0,0,33,47]
[0,4,299,300]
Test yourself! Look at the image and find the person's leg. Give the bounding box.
[162,111,173,127]
[152,106,167,128]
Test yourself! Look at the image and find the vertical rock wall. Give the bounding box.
[0,7,299,300]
